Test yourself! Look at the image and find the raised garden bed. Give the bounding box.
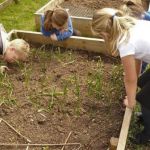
[0,30,132,150]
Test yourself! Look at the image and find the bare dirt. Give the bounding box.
[64,0,124,10]
[62,0,149,17]
[0,45,125,150]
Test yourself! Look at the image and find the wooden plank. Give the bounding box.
[0,0,14,11]
[11,30,109,55]
[71,16,96,37]
[34,13,41,31]
[117,108,133,150]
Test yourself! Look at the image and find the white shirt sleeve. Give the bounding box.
[118,42,135,58]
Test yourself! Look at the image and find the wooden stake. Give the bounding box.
[61,131,72,150]
[0,118,31,143]
[0,143,81,147]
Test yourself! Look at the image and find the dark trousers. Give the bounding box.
[136,69,150,132]
[141,62,148,74]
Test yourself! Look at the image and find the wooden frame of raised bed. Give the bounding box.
[9,29,133,150]
[0,0,18,11]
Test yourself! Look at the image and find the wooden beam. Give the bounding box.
[117,108,133,150]
[34,13,41,31]
[0,0,14,11]
[11,30,109,55]
[71,16,96,37]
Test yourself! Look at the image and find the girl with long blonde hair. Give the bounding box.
[92,7,150,144]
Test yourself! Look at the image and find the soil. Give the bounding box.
[0,45,125,150]
[61,0,125,17]
[62,0,149,17]
[64,0,124,10]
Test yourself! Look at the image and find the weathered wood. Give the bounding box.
[117,108,132,150]
[0,143,81,147]
[0,0,14,11]
[71,16,95,37]
[34,12,41,31]
[11,30,109,55]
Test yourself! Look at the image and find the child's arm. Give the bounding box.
[56,17,73,41]
[121,55,137,109]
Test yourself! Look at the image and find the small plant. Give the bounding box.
[0,73,16,106]
[87,59,104,99]
[73,74,82,114]
[20,65,32,89]
[110,64,124,101]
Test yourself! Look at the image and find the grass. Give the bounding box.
[126,111,150,150]
[0,0,4,3]
[0,0,49,31]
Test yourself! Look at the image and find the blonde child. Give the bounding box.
[0,25,30,73]
[41,8,80,41]
[91,8,150,144]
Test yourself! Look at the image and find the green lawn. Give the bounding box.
[0,0,49,31]
[0,0,4,3]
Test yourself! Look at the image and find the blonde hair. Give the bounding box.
[120,0,145,19]
[8,39,30,59]
[44,8,68,31]
[91,8,136,56]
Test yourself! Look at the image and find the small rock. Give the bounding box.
[36,113,46,124]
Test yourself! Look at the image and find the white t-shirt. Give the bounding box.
[118,20,150,64]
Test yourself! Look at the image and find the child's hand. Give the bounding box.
[0,66,10,74]
[60,29,68,33]
[123,96,136,109]
[50,34,58,41]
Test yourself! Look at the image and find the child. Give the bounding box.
[121,0,150,73]
[0,24,30,73]
[91,8,150,144]
[41,8,80,41]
